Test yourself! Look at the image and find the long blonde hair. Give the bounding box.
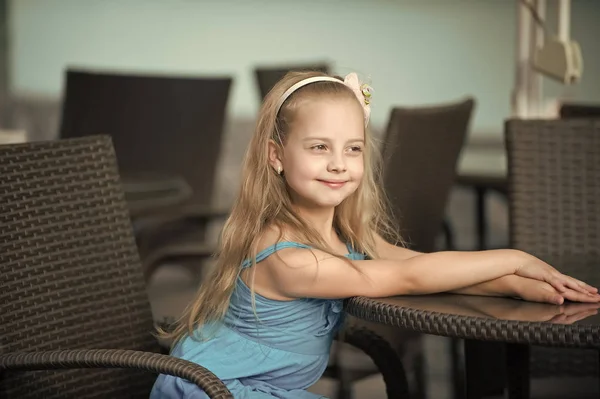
[161,71,400,343]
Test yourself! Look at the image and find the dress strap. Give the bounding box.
[241,242,312,269]
[345,241,353,253]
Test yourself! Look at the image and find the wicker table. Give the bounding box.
[121,173,192,218]
[345,294,600,399]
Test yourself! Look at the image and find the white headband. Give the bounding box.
[274,77,342,116]
[274,73,372,127]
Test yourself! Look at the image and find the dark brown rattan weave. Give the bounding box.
[505,119,600,272]
[340,326,410,398]
[0,136,231,398]
[344,297,600,349]
[382,97,475,253]
[506,119,600,378]
[1,350,231,398]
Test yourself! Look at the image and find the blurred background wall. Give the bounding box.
[8,0,600,139]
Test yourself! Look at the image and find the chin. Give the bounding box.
[311,193,351,208]
[290,184,357,209]
[314,199,344,208]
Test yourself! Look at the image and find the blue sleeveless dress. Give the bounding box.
[150,242,365,398]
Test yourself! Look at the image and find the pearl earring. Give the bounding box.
[277,166,282,175]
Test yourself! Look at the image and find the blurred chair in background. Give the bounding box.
[254,62,330,99]
[328,98,475,399]
[382,97,475,253]
[0,135,231,399]
[380,97,475,398]
[559,102,600,119]
[505,118,600,397]
[59,69,233,286]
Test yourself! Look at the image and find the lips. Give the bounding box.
[318,180,347,189]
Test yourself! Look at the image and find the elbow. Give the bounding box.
[356,261,425,298]
[361,275,420,298]
[400,273,431,296]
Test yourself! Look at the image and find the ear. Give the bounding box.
[267,139,283,172]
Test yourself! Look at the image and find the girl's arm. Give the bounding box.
[375,235,528,297]
[374,234,600,304]
[260,244,593,300]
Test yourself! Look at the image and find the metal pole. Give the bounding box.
[0,0,9,126]
[528,0,546,118]
[558,0,571,42]
[513,0,533,118]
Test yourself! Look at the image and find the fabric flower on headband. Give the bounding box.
[343,73,373,126]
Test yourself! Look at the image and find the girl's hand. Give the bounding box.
[514,277,600,305]
[514,253,598,296]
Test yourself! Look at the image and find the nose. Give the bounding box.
[327,152,347,173]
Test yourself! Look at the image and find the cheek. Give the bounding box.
[348,157,364,179]
[282,161,308,191]
[285,154,322,179]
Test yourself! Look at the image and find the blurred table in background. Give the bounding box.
[456,138,508,250]
[121,173,192,218]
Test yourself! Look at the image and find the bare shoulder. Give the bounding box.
[256,225,320,271]
[262,242,335,271]
[244,225,324,300]
[262,244,367,299]
[257,223,306,249]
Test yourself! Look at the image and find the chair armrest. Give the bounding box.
[0,349,232,399]
[334,325,411,398]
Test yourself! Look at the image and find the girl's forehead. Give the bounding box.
[290,98,365,138]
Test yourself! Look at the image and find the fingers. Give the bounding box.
[541,261,598,294]
[550,273,596,296]
[563,278,590,294]
[539,287,564,305]
[561,289,600,303]
[573,279,598,294]
[565,276,596,294]
[564,274,598,292]
[547,275,568,293]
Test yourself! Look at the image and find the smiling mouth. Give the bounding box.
[318,180,348,189]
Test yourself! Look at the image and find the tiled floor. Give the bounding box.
[148,187,599,398]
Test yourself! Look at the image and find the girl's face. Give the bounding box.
[278,97,365,209]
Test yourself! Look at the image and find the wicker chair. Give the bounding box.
[559,102,600,119]
[380,97,476,398]
[59,69,233,283]
[505,118,600,393]
[0,136,231,398]
[382,98,475,253]
[254,63,330,100]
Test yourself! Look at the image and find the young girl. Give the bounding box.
[151,71,599,398]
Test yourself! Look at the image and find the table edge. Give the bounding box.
[344,297,600,349]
